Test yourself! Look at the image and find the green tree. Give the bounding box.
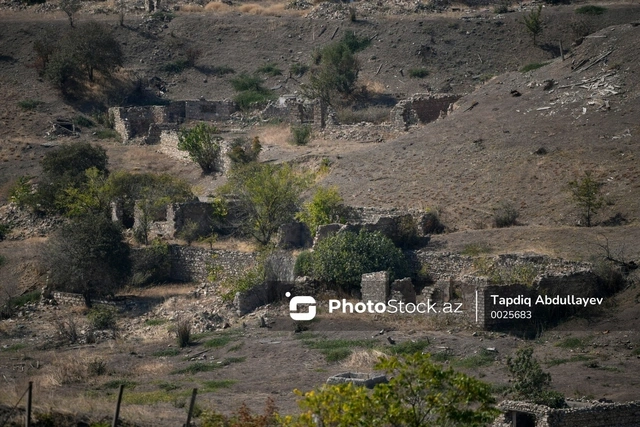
[568,171,604,227]
[284,353,499,426]
[71,22,124,81]
[178,123,222,174]
[523,5,543,44]
[219,163,310,245]
[305,40,360,105]
[295,186,346,237]
[311,230,409,292]
[44,214,130,305]
[507,347,565,408]
[60,0,81,27]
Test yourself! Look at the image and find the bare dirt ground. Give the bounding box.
[1,0,640,424]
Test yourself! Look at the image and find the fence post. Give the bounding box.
[25,382,32,427]
[185,388,198,427]
[112,384,124,427]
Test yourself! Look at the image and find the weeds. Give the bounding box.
[520,62,549,72]
[390,340,431,355]
[576,5,606,15]
[290,124,312,145]
[257,63,282,77]
[171,357,246,375]
[408,68,429,78]
[202,380,236,392]
[88,306,117,330]
[461,242,492,256]
[556,336,589,349]
[175,318,192,348]
[18,99,43,111]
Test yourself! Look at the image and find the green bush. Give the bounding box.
[522,4,543,44]
[341,31,371,53]
[163,59,190,74]
[408,68,429,78]
[130,240,171,286]
[227,136,261,167]
[73,115,94,128]
[221,264,265,302]
[576,5,606,15]
[18,99,43,111]
[296,186,345,237]
[0,222,11,241]
[178,123,221,174]
[290,63,309,76]
[493,201,519,228]
[257,62,282,77]
[311,230,409,291]
[88,306,117,330]
[569,171,603,227]
[507,347,565,408]
[305,39,361,104]
[290,124,312,146]
[294,251,314,277]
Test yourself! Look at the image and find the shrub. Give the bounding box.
[349,6,356,21]
[294,251,314,277]
[493,201,519,228]
[290,63,309,77]
[163,59,190,74]
[44,214,130,303]
[296,186,345,237]
[257,62,282,77]
[185,47,202,67]
[221,264,265,302]
[175,318,192,348]
[289,353,499,426]
[341,31,371,53]
[176,220,200,246]
[18,99,43,111]
[576,5,606,15]
[230,73,276,109]
[408,68,429,78]
[88,306,117,330]
[178,123,222,174]
[421,208,445,234]
[73,115,94,128]
[311,230,409,292]
[231,73,264,92]
[568,171,603,227]
[522,4,543,44]
[219,163,310,245]
[507,347,565,408]
[494,0,509,13]
[60,0,81,27]
[0,222,11,241]
[290,124,312,146]
[130,239,171,286]
[227,136,261,167]
[305,39,360,104]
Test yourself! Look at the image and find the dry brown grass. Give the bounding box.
[237,2,299,16]
[341,349,386,371]
[252,124,292,147]
[204,1,233,12]
[360,78,385,95]
[180,3,205,12]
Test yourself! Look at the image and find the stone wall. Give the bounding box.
[390,93,461,130]
[361,271,390,304]
[168,245,256,283]
[184,100,237,122]
[494,399,640,427]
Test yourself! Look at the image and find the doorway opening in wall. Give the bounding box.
[510,411,536,427]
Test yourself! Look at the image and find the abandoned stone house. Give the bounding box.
[493,399,640,427]
[108,93,461,144]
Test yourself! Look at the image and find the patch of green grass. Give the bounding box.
[201,380,236,392]
[233,90,275,111]
[546,354,594,367]
[632,347,640,355]
[122,390,180,405]
[153,348,181,357]
[430,351,454,363]
[95,129,119,140]
[2,343,26,352]
[556,337,588,349]
[454,349,496,369]
[6,291,40,309]
[576,5,606,15]
[290,63,309,76]
[204,335,234,349]
[17,99,43,111]
[145,318,167,327]
[102,379,137,390]
[163,59,190,74]
[520,62,549,72]
[171,357,246,375]
[324,348,352,362]
[408,68,429,78]
[227,342,244,352]
[210,65,235,76]
[151,10,175,21]
[73,115,94,128]
[257,63,282,77]
[461,242,492,256]
[390,340,431,355]
[157,381,181,392]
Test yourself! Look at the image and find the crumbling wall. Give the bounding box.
[495,400,640,427]
[169,245,256,283]
[361,271,390,303]
[184,100,236,122]
[390,93,461,130]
